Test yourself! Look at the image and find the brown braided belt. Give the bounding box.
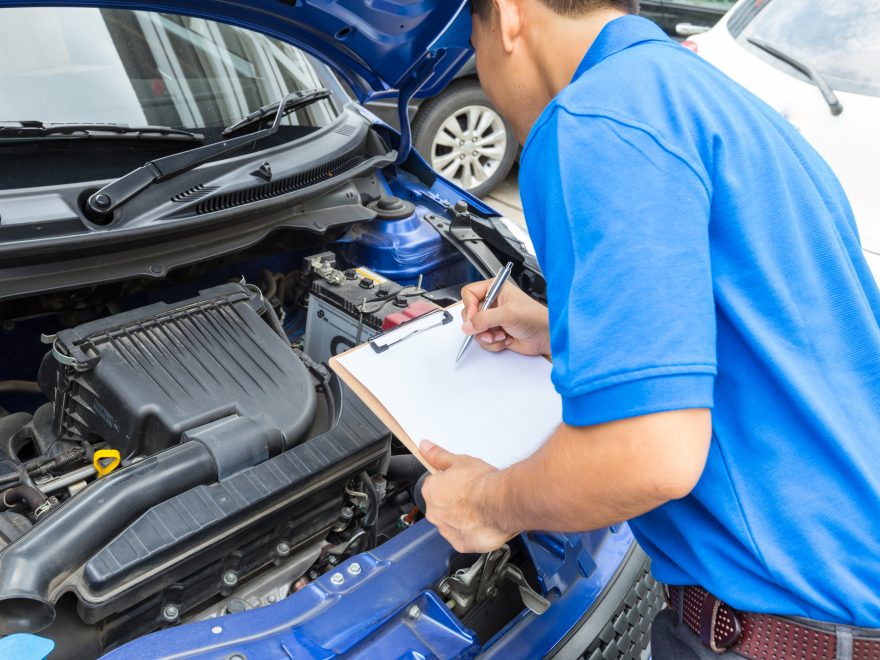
[665,586,880,659]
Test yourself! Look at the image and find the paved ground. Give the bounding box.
[481,165,526,228]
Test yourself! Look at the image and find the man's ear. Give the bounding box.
[494,0,524,54]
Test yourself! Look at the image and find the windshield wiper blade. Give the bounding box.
[85,89,331,219]
[0,121,203,140]
[747,37,844,116]
[221,88,332,137]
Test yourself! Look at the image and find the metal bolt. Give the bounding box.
[162,605,179,621]
[472,151,478,156]
[226,599,247,614]
[459,154,465,160]
[330,572,345,586]
[439,582,451,595]
[458,139,465,146]
[92,193,111,209]
[472,136,478,142]
[328,555,338,565]
[222,571,239,587]
[267,594,277,603]
[347,562,362,576]
[276,542,290,557]
[408,605,421,619]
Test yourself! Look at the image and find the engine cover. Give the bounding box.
[38,283,316,457]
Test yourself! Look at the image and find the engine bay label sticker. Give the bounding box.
[355,267,387,284]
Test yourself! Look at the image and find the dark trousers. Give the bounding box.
[650,609,746,660]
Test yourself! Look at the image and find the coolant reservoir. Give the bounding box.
[342,196,463,287]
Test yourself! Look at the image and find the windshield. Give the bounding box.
[0,7,338,130]
[727,0,880,97]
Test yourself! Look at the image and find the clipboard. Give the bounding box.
[329,302,562,473]
[330,307,453,471]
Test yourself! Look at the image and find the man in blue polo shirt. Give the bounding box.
[419,0,880,657]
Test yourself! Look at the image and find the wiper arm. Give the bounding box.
[0,121,203,141]
[221,88,332,137]
[747,37,844,116]
[85,89,330,218]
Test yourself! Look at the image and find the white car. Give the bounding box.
[689,0,880,282]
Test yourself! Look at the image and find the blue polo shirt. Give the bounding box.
[519,15,880,626]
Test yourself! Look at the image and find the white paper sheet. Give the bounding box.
[336,303,562,469]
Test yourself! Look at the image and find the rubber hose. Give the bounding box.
[413,472,428,515]
[0,441,218,635]
[386,454,427,482]
[0,447,87,488]
[0,381,41,395]
[377,446,391,476]
[0,413,32,465]
[360,470,379,529]
[1,485,46,513]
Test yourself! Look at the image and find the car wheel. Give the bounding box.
[412,80,517,198]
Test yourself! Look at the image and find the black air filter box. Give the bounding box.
[38,283,316,457]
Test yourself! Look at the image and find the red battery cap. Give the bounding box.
[381,300,440,331]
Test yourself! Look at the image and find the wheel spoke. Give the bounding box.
[434,129,459,148]
[469,157,489,183]
[441,116,465,139]
[465,107,481,133]
[432,151,458,169]
[475,109,495,137]
[477,146,505,160]
[460,160,474,189]
[477,130,506,147]
[441,160,462,179]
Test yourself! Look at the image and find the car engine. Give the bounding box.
[0,251,455,656]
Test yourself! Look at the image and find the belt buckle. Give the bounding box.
[699,591,743,654]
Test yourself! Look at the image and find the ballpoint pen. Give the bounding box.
[455,261,514,364]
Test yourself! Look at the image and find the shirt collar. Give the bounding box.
[572,14,671,81]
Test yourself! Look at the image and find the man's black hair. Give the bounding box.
[470,0,640,19]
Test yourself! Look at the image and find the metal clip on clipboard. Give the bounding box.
[368,308,453,354]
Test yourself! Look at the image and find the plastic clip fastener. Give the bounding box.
[368,309,452,354]
[93,449,121,478]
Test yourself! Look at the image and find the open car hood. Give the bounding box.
[0,0,473,159]
[0,0,473,102]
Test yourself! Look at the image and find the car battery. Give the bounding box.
[303,252,439,364]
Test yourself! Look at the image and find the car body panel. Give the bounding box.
[692,2,880,266]
[104,522,635,659]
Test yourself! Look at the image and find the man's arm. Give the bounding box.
[420,408,711,553]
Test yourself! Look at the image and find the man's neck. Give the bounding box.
[528,8,627,100]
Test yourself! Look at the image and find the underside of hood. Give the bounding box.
[0,1,474,103]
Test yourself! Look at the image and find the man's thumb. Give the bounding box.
[420,440,457,471]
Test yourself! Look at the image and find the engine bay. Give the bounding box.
[0,189,546,657]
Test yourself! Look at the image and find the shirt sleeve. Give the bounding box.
[519,109,717,427]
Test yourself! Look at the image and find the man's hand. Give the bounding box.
[420,440,516,553]
[461,280,550,356]
[419,410,711,551]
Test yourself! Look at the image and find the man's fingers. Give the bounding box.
[419,440,458,471]
[461,280,493,323]
[465,305,508,335]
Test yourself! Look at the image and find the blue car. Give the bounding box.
[0,3,660,658]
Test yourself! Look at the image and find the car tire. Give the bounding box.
[412,79,517,198]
